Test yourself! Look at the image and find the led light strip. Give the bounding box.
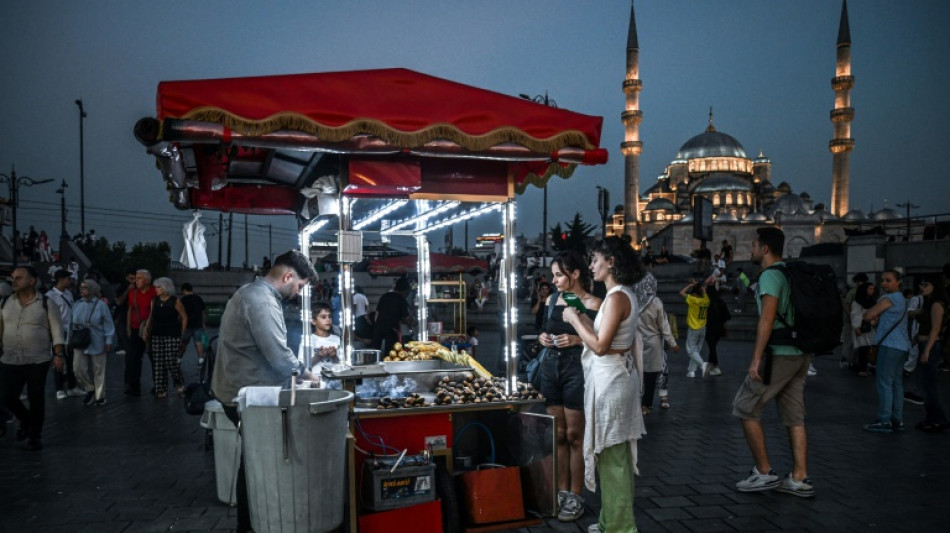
[381,201,459,235]
[414,203,504,235]
[353,199,408,230]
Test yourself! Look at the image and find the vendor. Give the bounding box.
[373,277,415,352]
[300,301,341,370]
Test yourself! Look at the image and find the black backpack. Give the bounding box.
[766,261,843,354]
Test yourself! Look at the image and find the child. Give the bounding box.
[466,325,480,358]
[300,301,341,376]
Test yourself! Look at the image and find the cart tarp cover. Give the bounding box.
[368,254,488,275]
[142,68,607,213]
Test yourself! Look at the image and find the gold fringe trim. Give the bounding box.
[174,107,596,152]
[514,163,578,195]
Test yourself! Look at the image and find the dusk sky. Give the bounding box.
[1,1,948,263]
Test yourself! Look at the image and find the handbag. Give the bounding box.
[527,291,559,389]
[68,301,98,351]
[184,339,216,415]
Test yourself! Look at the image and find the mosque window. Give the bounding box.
[725,193,733,205]
[713,194,721,206]
[737,194,744,206]
[657,212,665,221]
[711,160,718,171]
[700,161,706,171]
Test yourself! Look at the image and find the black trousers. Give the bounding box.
[125,327,151,393]
[642,370,661,409]
[222,404,252,533]
[0,361,51,440]
[706,332,723,366]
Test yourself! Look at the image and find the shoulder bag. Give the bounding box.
[527,291,559,389]
[69,300,98,351]
[867,304,909,365]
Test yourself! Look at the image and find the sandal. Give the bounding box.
[660,397,670,409]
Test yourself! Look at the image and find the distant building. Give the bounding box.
[611,1,881,260]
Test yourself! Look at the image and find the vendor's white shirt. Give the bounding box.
[353,293,369,318]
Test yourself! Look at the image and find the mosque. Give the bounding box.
[605,1,901,259]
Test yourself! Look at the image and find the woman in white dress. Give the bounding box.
[563,237,646,533]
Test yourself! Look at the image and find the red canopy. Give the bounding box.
[368,254,487,275]
[136,68,607,213]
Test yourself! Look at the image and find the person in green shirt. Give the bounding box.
[732,227,813,498]
[679,280,710,378]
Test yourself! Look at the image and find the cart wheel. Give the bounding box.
[435,455,460,533]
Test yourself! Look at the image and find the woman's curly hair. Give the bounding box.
[590,237,644,286]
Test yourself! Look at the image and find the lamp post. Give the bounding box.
[56,180,69,241]
[75,99,87,236]
[0,168,54,267]
[518,91,557,261]
[896,200,920,241]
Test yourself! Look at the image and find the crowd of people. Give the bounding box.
[0,261,209,451]
[2,232,947,532]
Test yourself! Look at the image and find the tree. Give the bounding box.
[82,238,171,282]
[550,212,595,252]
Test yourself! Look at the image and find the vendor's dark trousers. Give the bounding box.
[223,404,252,533]
[706,333,723,367]
[53,349,78,392]
[642,371,660,409]
[0,361,51,441]
[125,328,151,394]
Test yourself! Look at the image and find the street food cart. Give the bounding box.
[135,68,606,532]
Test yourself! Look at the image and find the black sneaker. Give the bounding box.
[25,438,42,451]
[83,391,95,406]
[15,425,30,442]
[904,392,924,405]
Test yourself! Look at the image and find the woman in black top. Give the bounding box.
[705,287,731,376]
[537,250,601,522]
[913,274,948,432]
[144,277,188,399]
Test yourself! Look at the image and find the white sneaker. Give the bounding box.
[686,371,696,378]
[709,366,723,376]
[588,526,602,533]
[56,390,67,400]
[701,362,711,379]
[736,467,781,492]
[19,393,28,401]
[807,364,817,377]
[67,387,86,397]
[115,349,126,355]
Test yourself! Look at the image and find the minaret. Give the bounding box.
[621,1,643,244]
[829,0,855,216]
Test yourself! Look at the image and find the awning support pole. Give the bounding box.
[503,199,518,394]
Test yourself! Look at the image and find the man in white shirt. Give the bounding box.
[353,286,369,318]
[46,270,84,399]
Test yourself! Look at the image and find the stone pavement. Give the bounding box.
[2,339,949,532]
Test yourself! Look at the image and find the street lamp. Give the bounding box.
[518,91,557,260]
[0,167,54,266]
[56,180,69,242]
[896,200,920,241]
[76,99,87,236]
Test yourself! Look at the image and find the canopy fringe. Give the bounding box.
[514,163,578,195]
[175,107,596,152]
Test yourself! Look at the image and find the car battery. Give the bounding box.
[362,455,436,512]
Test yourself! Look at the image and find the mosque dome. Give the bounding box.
[772,193,808,216]
[841,209,866,221]
[871,208,900,221]
[644,198,676,211]
[676,128,748,159]
[743,212,769,222]
[714,212,738,221]
[693,173,752,193]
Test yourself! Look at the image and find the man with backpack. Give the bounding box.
[0,266,67,451]
[732,227,815,498]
